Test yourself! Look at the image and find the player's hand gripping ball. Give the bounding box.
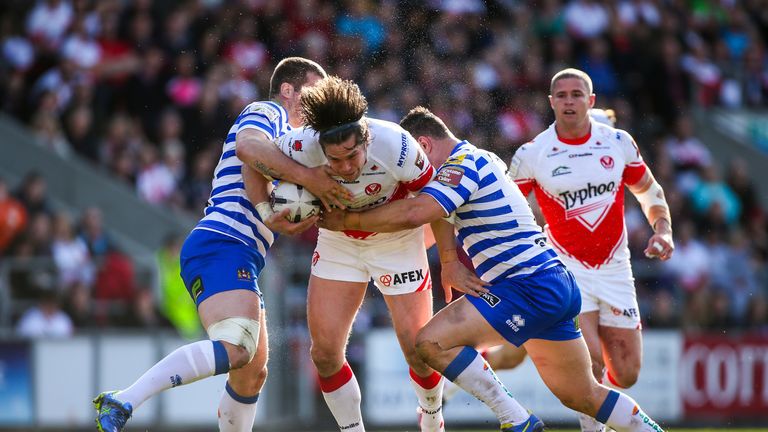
[270,181,322,223]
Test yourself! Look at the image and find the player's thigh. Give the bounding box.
[383,289,434,349]
[487,344,528,370]
[384,289,435,371]
[418,297,507,351]
[524,337,604,413]
[227,311,269,396]
[198,290,262,328]
[599,325,642,382]
[307,275,367,352]
[578,311,603,369]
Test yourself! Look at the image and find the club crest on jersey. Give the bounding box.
[237,268,252,281]
[600,156,614,170]
[552,165,572,177]
[365,183,382,195]
[436,166,464,187]
[415,151,425,169]
[291,140,303,151]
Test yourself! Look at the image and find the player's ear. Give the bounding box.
[417,136,431,153]
[280,82,294,99]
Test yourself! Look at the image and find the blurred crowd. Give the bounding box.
[0,0,767,338]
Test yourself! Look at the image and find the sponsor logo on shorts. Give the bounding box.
[312,251,320,266]
[237,268,252,281]
[379,269,425,287]
[611,306,638,318]
[478,291,500,307]
[505,314,525,332]
[191,277,204,301]
[291,139,303,151]
[365,183,382,195]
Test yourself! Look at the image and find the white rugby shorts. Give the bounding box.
[561,256,641,330]
[311,228,432,296]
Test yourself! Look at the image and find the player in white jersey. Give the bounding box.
[93,57,332,432]
[509,69,674,432]
[251,76,443,432]
[320,106,667,432]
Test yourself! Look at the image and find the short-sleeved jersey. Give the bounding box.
[276,117,435,240]
[509,120,647,271]
[421,141,561,283]
[194,101,291,264]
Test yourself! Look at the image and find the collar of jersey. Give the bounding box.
[556,130,591,145]
[449,140,470,156]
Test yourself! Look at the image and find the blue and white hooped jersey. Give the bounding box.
[194,101,291,259]
[421,141,561,283]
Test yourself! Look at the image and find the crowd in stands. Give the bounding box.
[0,0,767,337]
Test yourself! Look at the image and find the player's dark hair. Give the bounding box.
[269,57,327,99]
[399,106,450,139]
[301,76,369,147]
[550,68,593,95]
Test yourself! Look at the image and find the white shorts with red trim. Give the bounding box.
[311,227,432,296]
[560,256,641,330]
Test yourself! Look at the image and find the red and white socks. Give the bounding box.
[318,362,365,432]
[409,369,445,432]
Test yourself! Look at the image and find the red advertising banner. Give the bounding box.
[681,334,768,418]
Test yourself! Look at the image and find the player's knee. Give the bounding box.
[414,333,441,364]
[207,317,261,370]
[611,366,640,388]
[556,391,591,414]
[310,343,343,374]
[590,358,604,381]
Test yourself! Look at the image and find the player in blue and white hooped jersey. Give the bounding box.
[94,58,330,432]
[319,107,666,432]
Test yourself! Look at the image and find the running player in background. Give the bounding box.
[253,76,444,432]
[441,107,623,403]
[319,106,667,432]
[509,68,674,432]
[93,57,333,432]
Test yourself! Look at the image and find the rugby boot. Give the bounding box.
[93,391,132,432]
[501,413,545,432]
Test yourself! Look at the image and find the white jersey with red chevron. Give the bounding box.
[509,120,647,271]
[276,117,435,240]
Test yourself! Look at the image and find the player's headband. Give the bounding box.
[319,118,364,141]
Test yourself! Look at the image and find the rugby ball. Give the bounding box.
[270,181,322,222]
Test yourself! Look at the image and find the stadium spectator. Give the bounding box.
[15,288,74,338]
[0,177,28,256]
[51,210,94,290]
